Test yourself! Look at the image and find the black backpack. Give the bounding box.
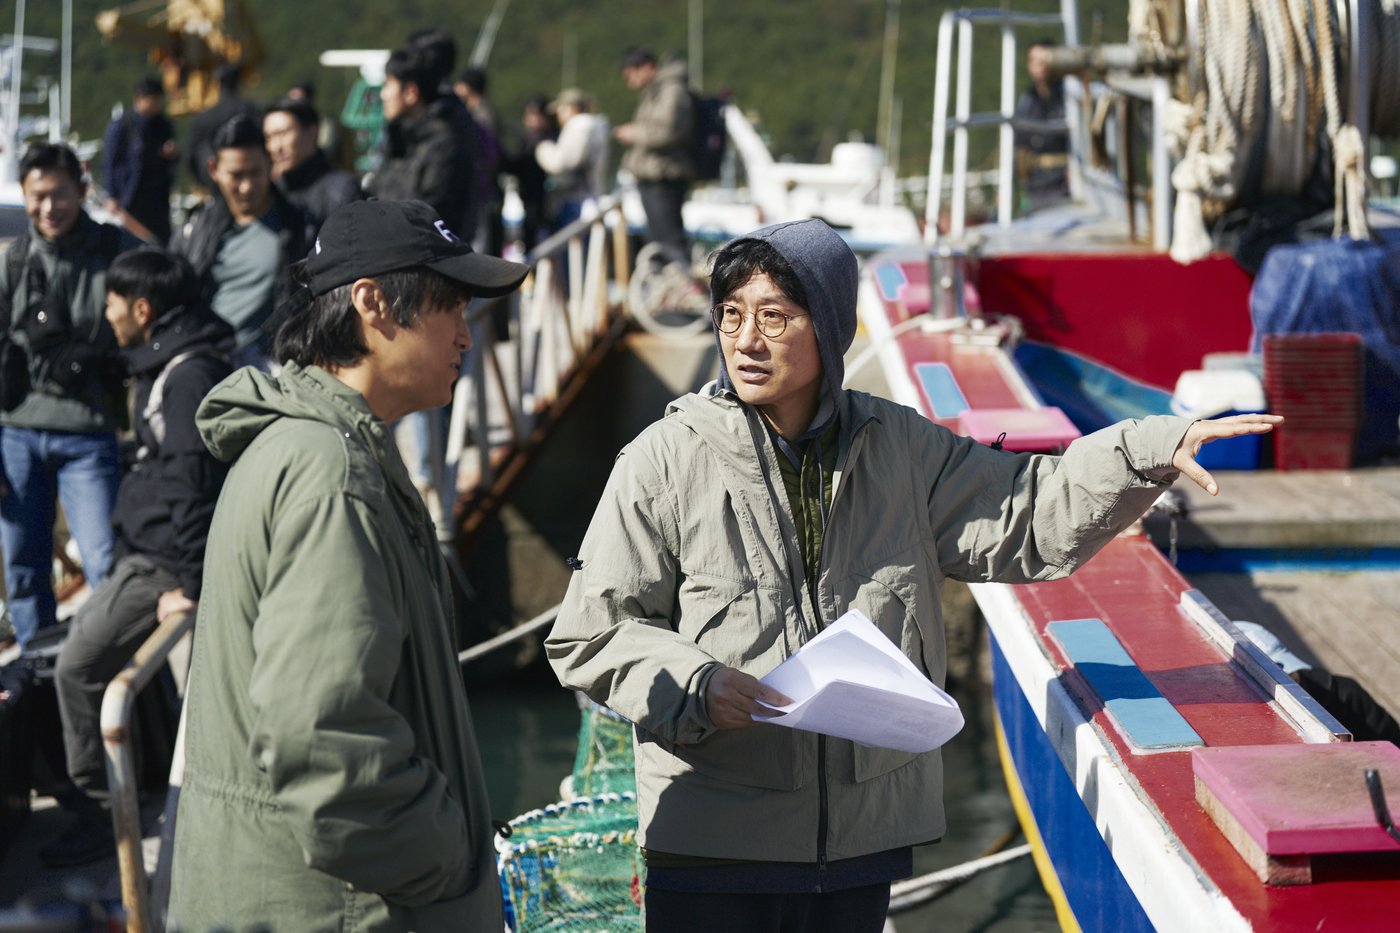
[689,92,728,183]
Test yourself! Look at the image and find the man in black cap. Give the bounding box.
[168,199,529,932]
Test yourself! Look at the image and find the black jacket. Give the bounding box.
[169,188,314,349]
[371,96,478,235]
[112,305,235,598]
[277,150,364,231]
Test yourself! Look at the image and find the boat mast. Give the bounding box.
[689,0,703,90]
[61,0,71,138]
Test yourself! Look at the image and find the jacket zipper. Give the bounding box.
[746,407,875,891]
[806,417,868,890]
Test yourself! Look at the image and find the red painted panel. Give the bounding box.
[1014,536,1400,927]
[976,253,1255,390]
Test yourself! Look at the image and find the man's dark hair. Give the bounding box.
[385,45,442,103]
[1028,38,1057,52]
[709,238,809,311]
[106,250,201,321]
[275,264,473,370]
[458,66,487,95]
[266,96,320,130]
[19,142,83,186]
[407,27,457,88]
[620,46,656,69]
[211,114,266,154]
[134,74,164,98]
[216,63,242,96]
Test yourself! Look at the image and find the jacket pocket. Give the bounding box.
[667,723,806,791]
[833,558,936,783]
[675,571,784,671]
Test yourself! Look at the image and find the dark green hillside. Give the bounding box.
[32,0,1127,186]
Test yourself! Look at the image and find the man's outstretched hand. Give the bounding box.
[1173,413,1284,496]
[706,666,794,730]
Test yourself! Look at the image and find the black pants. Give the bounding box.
[637,178,691,260]
[644,883,891,933]
[54,554,179,798]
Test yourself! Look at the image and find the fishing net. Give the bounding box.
[567,700,637,798]
[498,793,644,932]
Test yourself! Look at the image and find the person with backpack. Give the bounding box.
[102,75,177,244]
[44,250,233,867]
[0,143,136,652]
[615,46,694,260]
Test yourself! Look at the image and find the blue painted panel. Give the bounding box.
[992,637,1156,933]
[873,262,908,301]
[1172,546,1400,574]
[1048,619,1202,750]
[915,363,970,419]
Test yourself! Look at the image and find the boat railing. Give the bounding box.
[422,196,632,544]
[925,6,1175,251]
[100,609,192,933]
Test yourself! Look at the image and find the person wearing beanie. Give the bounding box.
[547,218,1280,931]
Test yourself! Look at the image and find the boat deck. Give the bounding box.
[1142,465,1400,718]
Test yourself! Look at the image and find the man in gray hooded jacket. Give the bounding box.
[546,219,1279,931]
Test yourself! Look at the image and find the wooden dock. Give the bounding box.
[1142,466,1400,720]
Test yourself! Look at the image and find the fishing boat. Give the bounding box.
[859,1,1400,929]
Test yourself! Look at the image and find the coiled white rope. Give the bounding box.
[1158,0,1400,262]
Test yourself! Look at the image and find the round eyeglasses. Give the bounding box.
[711,304,809,338]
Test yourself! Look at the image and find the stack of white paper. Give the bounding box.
[752,609,964,754]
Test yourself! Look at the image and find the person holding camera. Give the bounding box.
[0,143,136,651]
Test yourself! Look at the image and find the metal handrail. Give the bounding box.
[925,8,1067,243]
[422,197,632,542]
[100,609,193,933]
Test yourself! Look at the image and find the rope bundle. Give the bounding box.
[1153,0,1400,262]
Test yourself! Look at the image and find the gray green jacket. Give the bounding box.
[621,59,694,183]
[169,363,501,932]
[547,387,1190,863]
[0,215,128,432]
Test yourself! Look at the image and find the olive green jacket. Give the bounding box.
[547,389,1189,862]
[169,363,501,932]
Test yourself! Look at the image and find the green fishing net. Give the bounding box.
[498,701,643,931]
[568,700,638,798]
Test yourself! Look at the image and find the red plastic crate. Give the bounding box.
[1273,427,1357,470]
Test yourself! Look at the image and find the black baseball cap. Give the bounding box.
[307,199,528,298]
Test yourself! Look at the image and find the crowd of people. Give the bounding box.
[7,23,1368,933]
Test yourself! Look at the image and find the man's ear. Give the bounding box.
[349,278,394,338]
[132,297,156,330]
[403,81,422,109]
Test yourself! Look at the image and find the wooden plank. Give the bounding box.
[1142,467,1400,550]
[1192,743,1400,856]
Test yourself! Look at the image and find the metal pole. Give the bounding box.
[61,0,71,137]
[562,35,577,91]
[689,0,704,91]
[469,0,513,69]
[102,610,195,933]
[11,0,27,169]
[953,16,974,237]
[998,25,1016,226]
[877,0,900,167]
[1152,76,1172,251]
[925,11,956,244]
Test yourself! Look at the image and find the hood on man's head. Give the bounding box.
[715,219,858,412]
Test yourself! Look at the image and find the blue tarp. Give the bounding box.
[1249,237,1400,461]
